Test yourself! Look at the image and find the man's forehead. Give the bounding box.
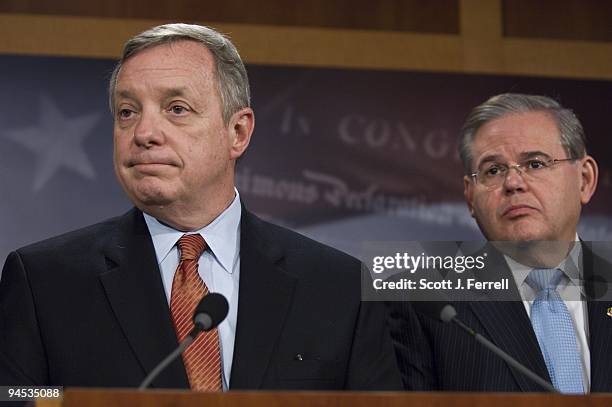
[471,111,564,158]
[117,41,214,81]
[114,41,215,99]
[115,86,191,101]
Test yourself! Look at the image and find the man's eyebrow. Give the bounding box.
[475,151,554,168]
[518,151,553,160]
[476,154,503,168]
[114,87,190,101]
[160,87,190,99]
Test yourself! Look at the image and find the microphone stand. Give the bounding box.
[138,326,201,390]
[450,317,558,393]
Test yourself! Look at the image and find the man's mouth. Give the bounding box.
[502,205,536,219]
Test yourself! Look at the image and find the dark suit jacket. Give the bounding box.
[387,244,612,392]
[0,207,401,390]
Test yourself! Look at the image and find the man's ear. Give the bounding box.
[464,175,475,217]
[228,107,254,160]
[579,155,598,205]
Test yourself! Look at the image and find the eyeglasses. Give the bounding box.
[470,157,576,188]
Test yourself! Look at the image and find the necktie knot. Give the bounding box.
[177,234,206,261]
[526,268,564,293]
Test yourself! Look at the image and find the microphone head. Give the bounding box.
[193,292,229,332]
[439,304,457,322]
[411,301,457,323]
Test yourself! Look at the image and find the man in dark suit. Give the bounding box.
[0,23,401,391]
[388,93,612,393]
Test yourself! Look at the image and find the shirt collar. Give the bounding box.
[143,189,241,274]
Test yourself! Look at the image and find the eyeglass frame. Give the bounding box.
[469,156,577,187]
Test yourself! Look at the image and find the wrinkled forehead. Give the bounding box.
[113,41,218,104]
[117,41,214,83]
[470,111,565,164]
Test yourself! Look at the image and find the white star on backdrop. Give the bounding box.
[3,94,101,191]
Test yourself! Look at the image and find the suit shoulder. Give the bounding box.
[15,213,124,257]
[246,213,361,269]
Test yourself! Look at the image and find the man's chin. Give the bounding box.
[491,223,551,242]
[139,197,173,208]
[129,188,175,209]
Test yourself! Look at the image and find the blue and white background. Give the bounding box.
[1,54,611,265]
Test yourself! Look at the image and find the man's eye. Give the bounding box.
[527,160,546,170]
[484,166,502,176]
[118,109,134,119]
[170,105,188,115]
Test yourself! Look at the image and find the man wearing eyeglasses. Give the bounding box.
[388,93,612,393]
[462,94,597,245]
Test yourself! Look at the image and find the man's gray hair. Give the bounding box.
[459,93,587,174]
[109,23,250,125]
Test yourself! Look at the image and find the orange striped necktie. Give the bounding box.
[170,234,222,391]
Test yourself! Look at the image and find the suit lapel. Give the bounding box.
[99,208,189,388]
[468,247,551,391]
[229,209,297,389]
[587,300,612,392]
[583,244,612,392]
[469,301,551,391]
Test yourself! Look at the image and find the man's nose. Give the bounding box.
[133,110,164,148]
[503,165,527,192]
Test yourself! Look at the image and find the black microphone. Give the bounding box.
[191,293,229,335]
[413,301,558,393]
[139,293,229,390]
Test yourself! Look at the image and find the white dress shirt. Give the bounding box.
[505,238,590,390]
[143,190,241,391]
